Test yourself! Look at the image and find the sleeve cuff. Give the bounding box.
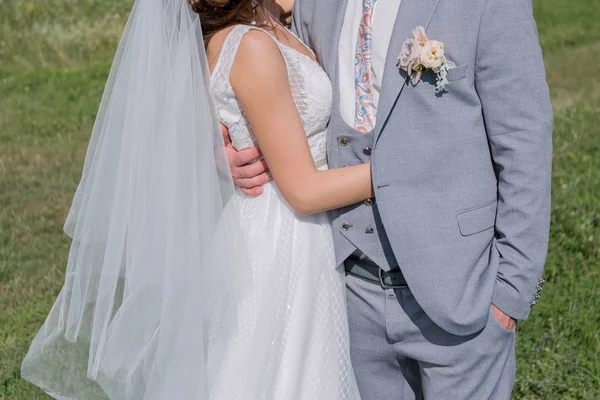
[492,278,532,321]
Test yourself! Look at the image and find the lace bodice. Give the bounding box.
[211,25,332,169]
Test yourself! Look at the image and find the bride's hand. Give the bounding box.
[221,123,271,196]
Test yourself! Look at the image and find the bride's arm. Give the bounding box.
[230,30,373,216]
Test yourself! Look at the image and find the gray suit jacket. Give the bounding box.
[292,0,553,336]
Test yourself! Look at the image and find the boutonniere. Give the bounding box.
[397,26,456,93]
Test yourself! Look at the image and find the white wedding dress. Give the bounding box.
[208,25,360,400]
[21,1,359,397]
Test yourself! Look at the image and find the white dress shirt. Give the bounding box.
[338,0,402,126]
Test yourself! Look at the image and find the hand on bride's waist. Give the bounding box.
[222,123,272,196]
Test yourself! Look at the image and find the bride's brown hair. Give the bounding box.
[188,0,274,46]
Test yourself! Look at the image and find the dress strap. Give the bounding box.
[212,25,281,82]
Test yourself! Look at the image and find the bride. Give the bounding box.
[21,0,369,398]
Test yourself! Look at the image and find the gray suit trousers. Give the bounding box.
[346,274,516,400]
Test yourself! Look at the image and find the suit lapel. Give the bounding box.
[374,0,442,143]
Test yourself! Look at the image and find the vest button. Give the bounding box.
[365,226,374,234]
[341,222,352,231]
[338,137,350,146]
[363,146,372,155]
[364,198,373,206]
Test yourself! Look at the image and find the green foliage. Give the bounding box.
[0,0,130,78]
[1,0,599,399]
[533,0,600,52]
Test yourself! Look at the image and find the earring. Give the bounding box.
[251,2,257,25]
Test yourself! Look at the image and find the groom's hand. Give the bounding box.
[221,123,271,197]
[491,304,516,331]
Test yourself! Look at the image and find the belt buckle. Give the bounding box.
[378,268,407,289]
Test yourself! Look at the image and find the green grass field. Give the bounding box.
[1,0,599,398]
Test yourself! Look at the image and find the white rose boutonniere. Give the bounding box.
[397,26,456,93]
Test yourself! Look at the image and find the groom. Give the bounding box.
[225,0,553,397]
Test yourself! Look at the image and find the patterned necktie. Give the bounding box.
[354,0,378,133]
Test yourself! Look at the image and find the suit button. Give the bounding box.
[338,137,350,146]
[365,226,374,234]
[363,146,372,155]
[364,198,373,206]
[341,222,352,231]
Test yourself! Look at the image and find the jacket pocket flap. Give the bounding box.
[457,199,497,236]
[447,63,467,82]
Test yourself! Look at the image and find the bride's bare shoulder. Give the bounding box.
[237,29,281,58]
[230,28,285,80]
[207,26,281,74]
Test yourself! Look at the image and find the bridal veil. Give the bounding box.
[20,0,251,398]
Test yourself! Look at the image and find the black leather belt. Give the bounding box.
[344,258,408,289]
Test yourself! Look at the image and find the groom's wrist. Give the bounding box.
[491,278,532,321]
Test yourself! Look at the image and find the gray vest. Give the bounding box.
[327,106,398,270]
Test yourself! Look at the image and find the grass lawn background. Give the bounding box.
[1,0,599,398]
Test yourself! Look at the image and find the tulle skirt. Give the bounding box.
[208,183,360,400]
